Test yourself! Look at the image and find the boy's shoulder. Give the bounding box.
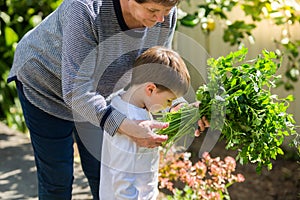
[110,94,150,121]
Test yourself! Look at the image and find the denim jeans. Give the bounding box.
[16,81,100,200]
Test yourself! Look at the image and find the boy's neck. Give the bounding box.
[120,85,146,109]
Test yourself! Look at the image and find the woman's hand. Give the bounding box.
[170,102,210,137]
[118,118,169,148]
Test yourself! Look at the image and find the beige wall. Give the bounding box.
[174,2,300,139]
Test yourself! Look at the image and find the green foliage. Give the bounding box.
[177,0,300,90]
[157,47,299,173]
[223,21,256,46]
[0,0,62,132]
[180,14,200,27]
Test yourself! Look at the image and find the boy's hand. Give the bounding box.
[170,101,210,136]
[195,116,210,136]
[169,102,186,112]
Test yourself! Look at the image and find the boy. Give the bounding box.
[99,46,190,199]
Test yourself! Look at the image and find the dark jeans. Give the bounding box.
[16,81,100,200]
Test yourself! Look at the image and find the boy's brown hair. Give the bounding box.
[131,46,190,97]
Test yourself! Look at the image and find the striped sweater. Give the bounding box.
[8,0,177,136]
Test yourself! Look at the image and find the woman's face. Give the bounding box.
[128,0,174,27]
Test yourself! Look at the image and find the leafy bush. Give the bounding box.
[177,0,300,90]
[0,0,62,132]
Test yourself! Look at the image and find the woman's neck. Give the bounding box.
[120,0,144,29]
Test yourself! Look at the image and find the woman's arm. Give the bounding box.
[118,118,168,148]
[61,1,126,136]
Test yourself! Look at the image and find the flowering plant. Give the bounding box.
[159,149,245,200]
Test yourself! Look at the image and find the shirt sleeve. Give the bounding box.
[163,6,177,48]
[60,0,125,136]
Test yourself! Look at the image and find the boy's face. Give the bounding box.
[145,84,177,113]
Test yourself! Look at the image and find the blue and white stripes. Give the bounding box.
[8,0,177,136]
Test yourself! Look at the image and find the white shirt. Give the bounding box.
[100,94,159,200]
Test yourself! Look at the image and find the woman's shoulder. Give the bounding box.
[62,0,108,16]
[64,0,103,6]
[58,0,114,25]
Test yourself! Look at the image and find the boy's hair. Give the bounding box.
[131,46,190,97]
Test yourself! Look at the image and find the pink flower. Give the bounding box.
[224,156,236,171]
[202,152,211,160]
[159,178,174,191]
[208,191,221,200]
[158,150,245,199]
[195,161,207,178]
[237,173,245,182]
[210,163,223,176]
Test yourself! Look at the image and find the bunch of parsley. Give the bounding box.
[157,47,299,172]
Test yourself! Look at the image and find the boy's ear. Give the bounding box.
[145,83,156,96]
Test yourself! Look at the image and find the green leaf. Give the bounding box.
[277,147,284,155]
[4,26,19,46]
[0,11,11,24]
[267,163,273,170]
[180,14,200,27]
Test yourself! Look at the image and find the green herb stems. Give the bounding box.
[156,47,299,173]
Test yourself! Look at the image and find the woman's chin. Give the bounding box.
[143,21,157,28]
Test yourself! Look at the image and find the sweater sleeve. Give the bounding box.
[61,0,125,136]
[162,6,177,48]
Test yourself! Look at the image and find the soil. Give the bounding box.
[1,122,299,200]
